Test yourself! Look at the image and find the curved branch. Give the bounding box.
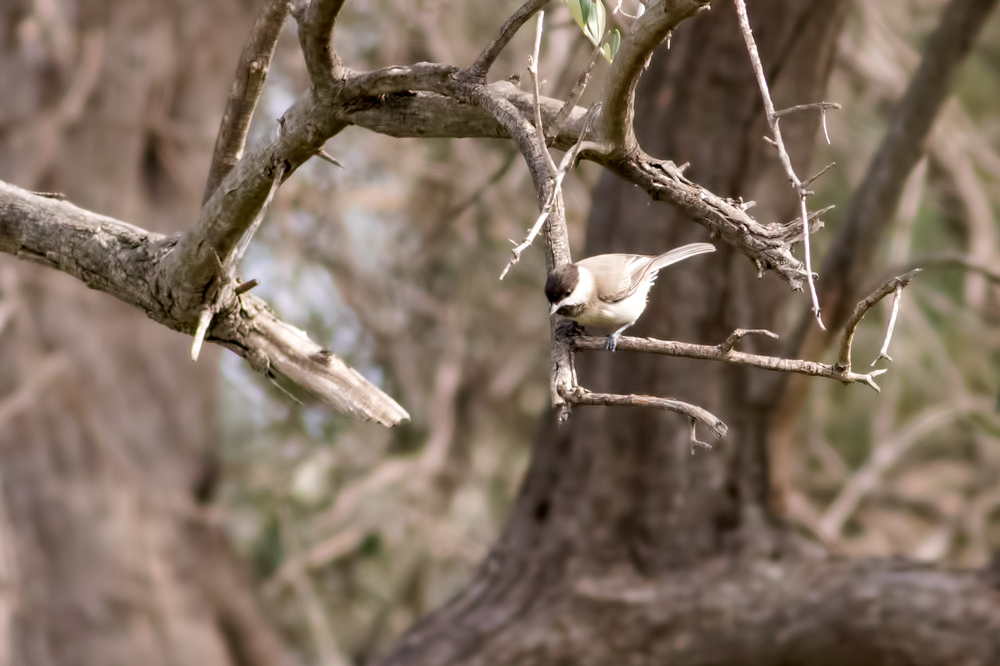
[294,0,347,91]
[460,0,549,83]
[202,0,292,204]
[602,0,710,154]
[562,386,728,437]
[835,269,920,374]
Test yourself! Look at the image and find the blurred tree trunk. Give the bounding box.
[0,1,289,664]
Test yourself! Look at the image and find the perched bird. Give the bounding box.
[545,243,716,351]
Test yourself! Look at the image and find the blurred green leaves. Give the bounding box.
[565,0,621,62]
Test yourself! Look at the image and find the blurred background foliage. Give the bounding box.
[211,0,1000,663]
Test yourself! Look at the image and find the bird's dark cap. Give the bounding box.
[545,263,579,304]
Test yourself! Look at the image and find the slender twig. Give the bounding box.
[719,328,779,353]
[202,0,291,204]
[547,31,607,145]
[836,269,921,376]
[690,420,713,452]
[772,101,842,118]
[802,162,836,189]
[500,108,596,279]
[527,12,559,176]
[735,0,837,330]
[573,330,887,391]
[871,284,903,365]
[461,0,549,83]
[315,149,343,168]
[561,386,728,438]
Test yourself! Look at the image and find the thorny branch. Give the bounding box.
[735,0,838,330]
[572,328,889,392]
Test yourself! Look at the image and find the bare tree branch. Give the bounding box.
[735,0,838,330]
[561,386,728,438]
[460,0,549,83]
[160,93,348,316]
[872,284,903,365]
[294,0,348,91]
[835,270,920,377]
[202,0,292,204]
[547,32,606,145]
[572,331,886,390]
[0,182,408,426]
[818,397,994,541]
[602,0,710,155]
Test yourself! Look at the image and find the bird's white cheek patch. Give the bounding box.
[560,268,594,309]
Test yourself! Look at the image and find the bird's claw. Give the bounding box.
[605,333,620,352]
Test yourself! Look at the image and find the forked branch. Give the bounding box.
[836,269,921,377]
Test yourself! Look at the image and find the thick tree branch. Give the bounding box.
[340,82,821,290]
[566,559,1000,666]
[0,182,408,426]
[202,0,292,204]
[161,91,348,315]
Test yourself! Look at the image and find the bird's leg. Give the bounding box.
[605,324,632,351]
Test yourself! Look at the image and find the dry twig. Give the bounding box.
[560,386,728,439]
[836,270,920,380]
[735,0,837,330]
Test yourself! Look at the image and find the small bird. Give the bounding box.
[545,243,716,351]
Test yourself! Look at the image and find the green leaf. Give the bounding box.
[586,0,605,43]
[565,0,604,49]
[601,28,621,63]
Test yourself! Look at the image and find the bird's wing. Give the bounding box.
[579,243,716,303]
[577,254,655,303]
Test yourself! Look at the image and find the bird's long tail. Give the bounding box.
[649,243,716,273]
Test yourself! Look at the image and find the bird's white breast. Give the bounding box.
[571,272,652,327]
